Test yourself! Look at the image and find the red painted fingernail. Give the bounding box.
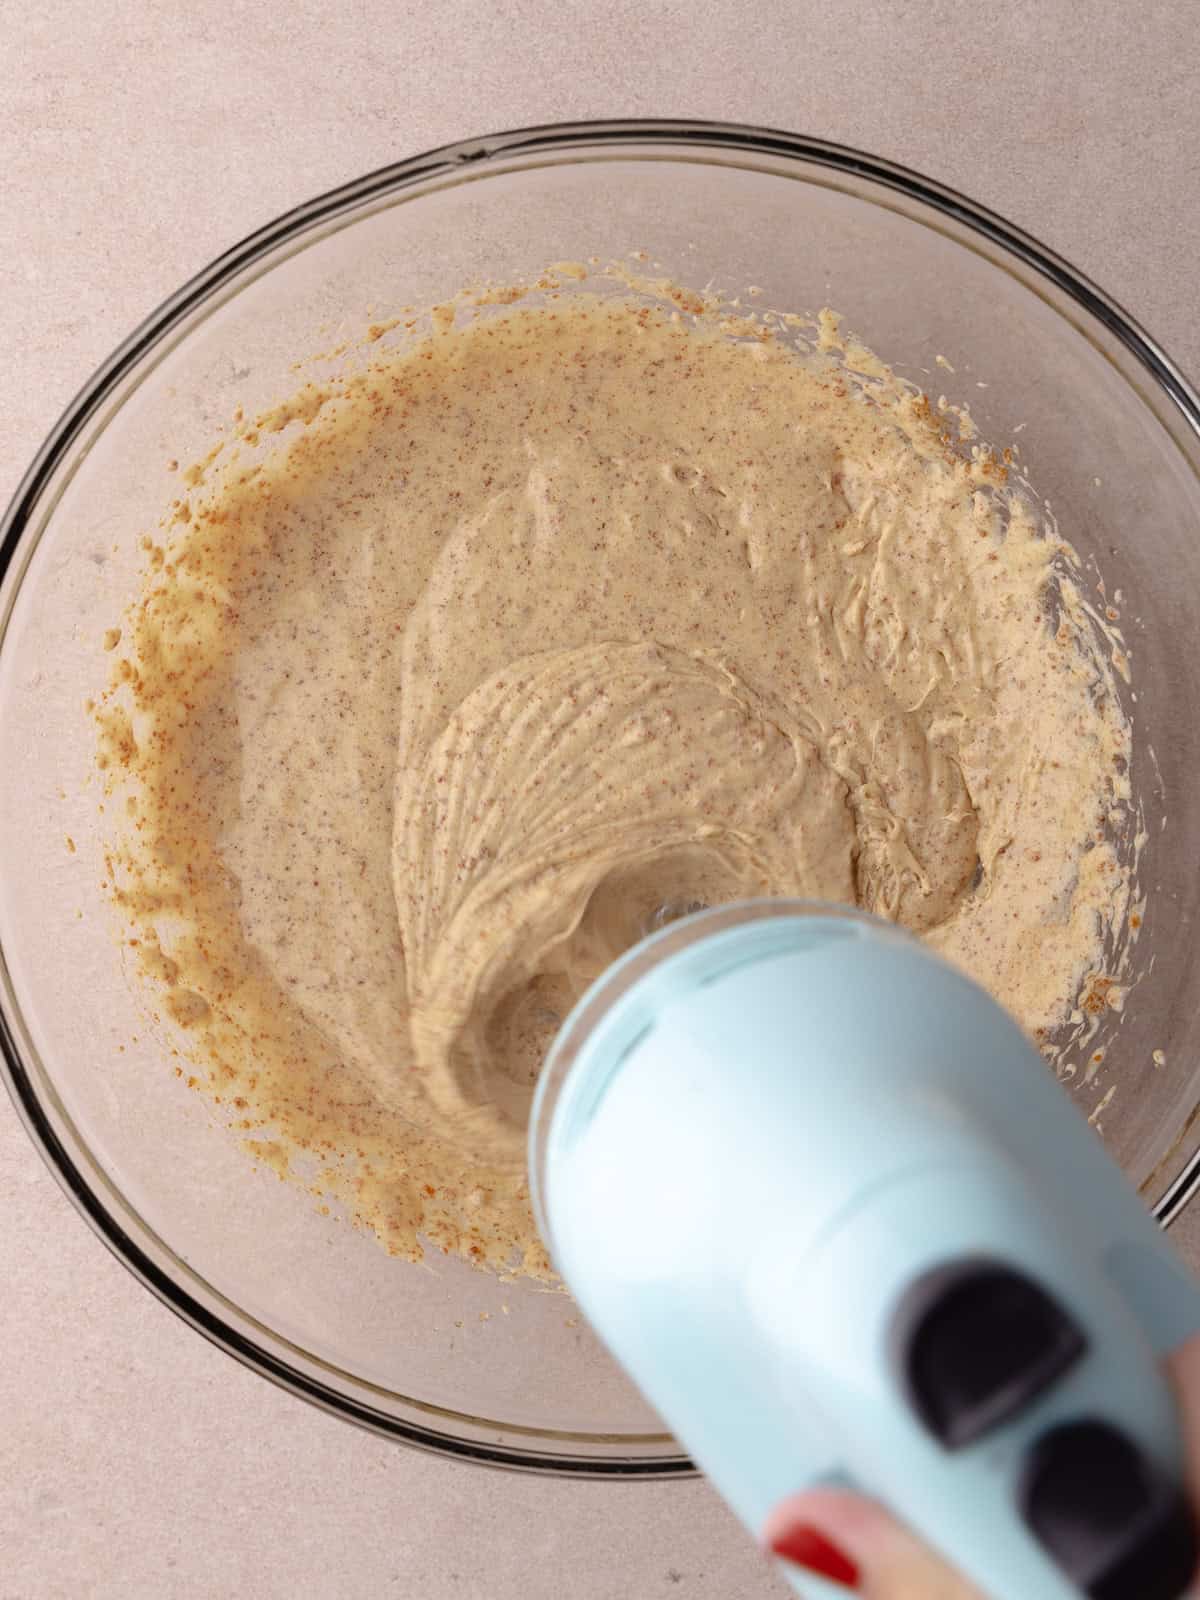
[770,1524,860,1589]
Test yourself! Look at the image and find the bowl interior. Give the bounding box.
[3,128,1200,1468]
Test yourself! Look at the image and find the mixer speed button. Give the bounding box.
[891,1258,1087,1450]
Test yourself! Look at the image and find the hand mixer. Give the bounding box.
[528,900,1200,1599]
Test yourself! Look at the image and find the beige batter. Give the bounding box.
[94,275,1136,1279]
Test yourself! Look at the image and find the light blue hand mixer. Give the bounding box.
[529,900,1200,1599]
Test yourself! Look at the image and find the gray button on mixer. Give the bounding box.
[1020,1419,1198,1598]
[890,1258,1087,1450]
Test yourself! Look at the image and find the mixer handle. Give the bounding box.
[891,1256,1197,1597]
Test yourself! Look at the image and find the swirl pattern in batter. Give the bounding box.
[95,282,1135,1277]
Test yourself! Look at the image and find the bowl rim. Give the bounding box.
[3,116,1200,1477]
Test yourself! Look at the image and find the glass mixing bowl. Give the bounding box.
[2,120,1200,1475]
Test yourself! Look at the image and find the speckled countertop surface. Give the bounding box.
[3,4,1199,1595]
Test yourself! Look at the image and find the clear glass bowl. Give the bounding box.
[2,120,1200,1475]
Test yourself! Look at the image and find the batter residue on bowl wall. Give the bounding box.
[92,268,1138,1280]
